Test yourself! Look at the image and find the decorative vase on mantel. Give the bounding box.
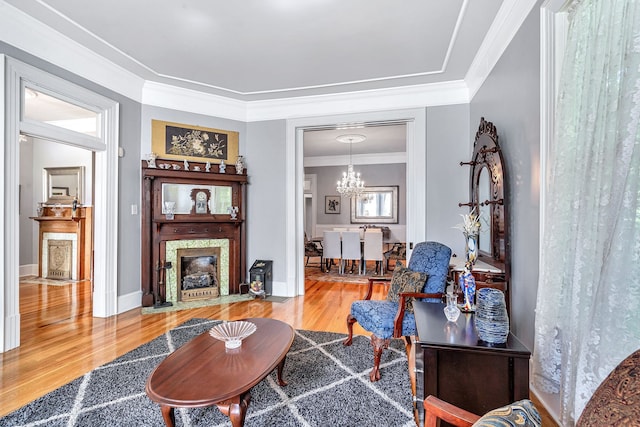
[235,156,245,175]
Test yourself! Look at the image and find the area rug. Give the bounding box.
[2,318,415,427]
[19,275,85,287]
[304,265,392,284]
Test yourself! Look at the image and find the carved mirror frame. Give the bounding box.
[463,117,509,271]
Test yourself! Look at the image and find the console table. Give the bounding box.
[412,301,530,426]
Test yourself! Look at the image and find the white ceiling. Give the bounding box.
[7,0,509,157]
[6,0,504,102]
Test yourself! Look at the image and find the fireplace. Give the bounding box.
[164,239,230,304]
[46,239,73,279]
[177,247,220,301]
[140,160,247,307]
[42,232,78,280]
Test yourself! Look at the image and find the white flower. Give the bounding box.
[454,207,482,235]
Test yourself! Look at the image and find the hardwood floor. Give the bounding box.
[0,274,386,418]
[2,273,558,426]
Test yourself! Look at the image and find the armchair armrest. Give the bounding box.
[393,292,444,337]
[364,277,391,300]
[423,395,480,427]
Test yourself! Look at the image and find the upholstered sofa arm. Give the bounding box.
[393,292,444,337]
[423,395,480,427]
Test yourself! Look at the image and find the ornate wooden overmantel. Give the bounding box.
[31,206,93,281]
[141,160,248,307]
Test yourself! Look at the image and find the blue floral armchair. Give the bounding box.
[343,241,452,381]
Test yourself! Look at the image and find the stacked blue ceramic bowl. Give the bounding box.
[474,288,509,344]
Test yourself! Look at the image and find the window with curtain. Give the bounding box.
[533,0,640,425]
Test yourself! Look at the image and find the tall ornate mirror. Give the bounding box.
[459,118,510,310]
[44,166,85,204]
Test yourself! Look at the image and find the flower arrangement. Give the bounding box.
[454,207,482,236]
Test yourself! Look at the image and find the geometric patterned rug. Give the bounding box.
[1,318,415,427]
[304,264,393,284]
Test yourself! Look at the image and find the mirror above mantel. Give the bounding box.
[44,166,85,205]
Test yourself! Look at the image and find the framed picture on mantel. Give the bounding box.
[325,195,341,214]
[151,120,239,164]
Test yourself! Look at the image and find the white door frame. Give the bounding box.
[1,56,119,352]
[286,108,427,296]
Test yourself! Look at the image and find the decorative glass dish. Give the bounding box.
[209,321,257,349]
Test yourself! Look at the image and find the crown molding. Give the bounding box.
[304,152,406,168]
[465,0,539,100]
[142,81,248,122]
[0,1,144,102]
[246,80,469,122]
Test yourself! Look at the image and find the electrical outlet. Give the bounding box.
[131,204,137,215]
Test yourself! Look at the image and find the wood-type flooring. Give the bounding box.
[1,270,557,426]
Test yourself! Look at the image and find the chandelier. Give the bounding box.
[336,134,366,198]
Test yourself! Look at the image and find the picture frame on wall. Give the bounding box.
[325,195,341,214]
[151,120,239,164]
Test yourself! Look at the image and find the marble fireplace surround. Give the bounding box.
[165,239,229,304]
[42,232,78,280]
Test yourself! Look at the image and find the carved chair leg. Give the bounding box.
[343,314,357,346]
[369,334,391,382]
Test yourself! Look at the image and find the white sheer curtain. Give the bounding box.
[533,0,640,425]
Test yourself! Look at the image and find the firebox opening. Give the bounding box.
[177,247,220,301]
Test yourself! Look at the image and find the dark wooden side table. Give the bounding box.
[412,302,530,426]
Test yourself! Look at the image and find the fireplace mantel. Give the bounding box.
[141,160,248,307]
[31,206,93,280]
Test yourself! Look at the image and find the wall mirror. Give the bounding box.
[44,166,85,204]
[350,185,398,224]
[162,183,232,215]
[463,117,508,269]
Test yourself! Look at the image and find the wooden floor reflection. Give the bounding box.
[0,274,383,417]
[2,273,556,426]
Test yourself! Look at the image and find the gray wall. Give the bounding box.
[4,5,542,338]
[470,4,541,349]
[305,163,406,226]
[246,120,287,281]
[426,104,471,256]
[1,41,143,297]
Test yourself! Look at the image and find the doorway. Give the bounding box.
[2,56,119,352]
[286,108,428,297]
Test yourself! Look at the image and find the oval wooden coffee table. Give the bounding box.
[145,318,294,427]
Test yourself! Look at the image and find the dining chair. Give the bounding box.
[322,231,342,273]
[304,232,323,268]
[363,229,384,275]
[348,227,364,239]
[341,231,362,274]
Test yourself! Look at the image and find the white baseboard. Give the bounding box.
[19,264,38,277]
[118,290,142,314]
[530,383,562,425]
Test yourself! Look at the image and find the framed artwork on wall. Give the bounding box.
[325,195,341,214]
[151,120,239,164]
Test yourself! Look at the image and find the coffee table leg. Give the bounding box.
[276,356,288,386]
[216,392,251,427]
[160,405,175,427]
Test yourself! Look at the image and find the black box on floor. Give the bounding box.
[248,260,273,297]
